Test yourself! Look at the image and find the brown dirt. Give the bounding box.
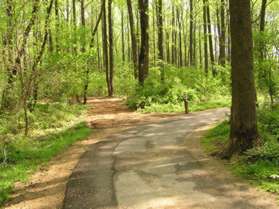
[4,97,180,209]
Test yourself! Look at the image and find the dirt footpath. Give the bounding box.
[4,98,180,209]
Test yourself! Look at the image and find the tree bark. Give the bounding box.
[259,0,267,60]
[72,0,77,53]
[189,0,194,66]
[138,0,149,86]
[203,0,209,74]
[80,0,86,53]
[177,7,182,67]
[108,0,114,96]
[171,6,176,65]
[121,9,125,63]
[157,0,164,81]
[127,0,138,78]
[219,0,226,66]
[101,0,110,94]
[205,0,216,75]
[225,0,258,158]
[55,0,60,52]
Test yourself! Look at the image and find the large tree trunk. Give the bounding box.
[225,0,258,158]
[138,0,149,86]
[127,0,138,78]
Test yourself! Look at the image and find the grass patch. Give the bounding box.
[202,121,230,153]
[0,122,92,205]
[202,106,279,197]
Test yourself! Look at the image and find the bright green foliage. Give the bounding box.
[127,66,231,112]
[0,103,86,143]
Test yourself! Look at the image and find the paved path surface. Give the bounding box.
[63,108,279,209]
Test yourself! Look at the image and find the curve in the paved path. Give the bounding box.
[63,108,279,209]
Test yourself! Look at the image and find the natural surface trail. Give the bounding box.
[63,104,278,209]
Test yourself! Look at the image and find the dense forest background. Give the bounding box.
[0,0,279,205]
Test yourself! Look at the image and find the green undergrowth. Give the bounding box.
[202,105,279,196]
[127,66,231,113]
[0,103,92,205]
[0,122,92,205]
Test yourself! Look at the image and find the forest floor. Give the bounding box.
[4,98,279,209]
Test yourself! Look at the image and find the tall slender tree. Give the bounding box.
[157,0,164,81]
[127,0,138,78]
[206,0,215,75]
[108,0,114,96]
[203,0,209,74]
[189,0,194,66]
[219,0,226,66]
[138,0,149,85]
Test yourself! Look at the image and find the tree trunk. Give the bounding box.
[189,0,194,66]
[108,0,114,96]
[206,0,216,75]
[101,0,110,94]
[219,0,226,66]
[80,0,86,53]
[152,3,156,65]
[165,23,170,63]
[72,0,77,53]
[259,0,267,60]
[127,0,138,78]
[203,0,209,74]
[157,0,164,82]
[55,0,60,52]
[138,0,149,86]
[225,0,258,158]
[121,9,125,63]
[171,6,176,65]
[177,7,182,67]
